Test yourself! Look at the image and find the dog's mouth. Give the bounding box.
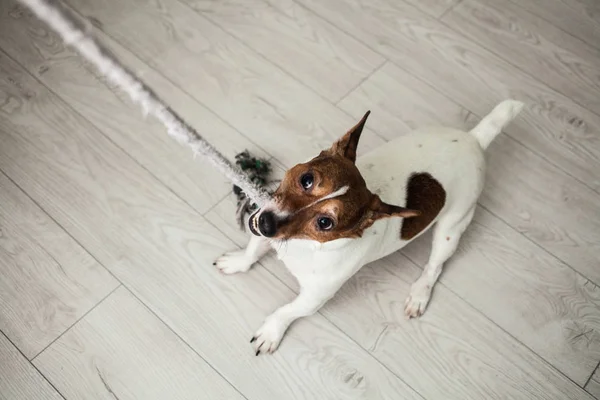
[248,209,286,238]
[248,212,261,236]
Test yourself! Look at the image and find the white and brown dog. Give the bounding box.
[215,100,524,355]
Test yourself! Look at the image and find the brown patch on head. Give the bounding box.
[271,155,365,212]
[400,173,446,240]
[270,111,372,216]
[255,111,420,242]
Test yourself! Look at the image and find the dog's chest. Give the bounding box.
[273,237,377,286]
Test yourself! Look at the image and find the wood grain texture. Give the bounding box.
[340,61,600,286]
[506,0,600,50]
[402,0,461,19]
[443,0,600,114]
[0,333,63,400]
[65,0,385,167]
[342,0,462,20]
[587,365,600,398]
[0,49,421,400]
[183,0,384,102]
[34,287,244,400]
[0,172,118,359]
[480,132,600,285]
[297,0,600,194]
[0,1,268,215]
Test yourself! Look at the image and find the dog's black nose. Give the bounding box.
[258,211,277,237]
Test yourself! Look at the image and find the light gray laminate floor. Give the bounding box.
[0,0,599,398]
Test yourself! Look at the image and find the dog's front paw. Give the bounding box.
[250,316,287,355]
[213,250,254,274]
[404,279,433,319]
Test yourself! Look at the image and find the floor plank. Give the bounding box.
[0,171,118,359]
[0,1,269,215]
[297,0,600,194]
[588,365,600,398]
[479,131,600,286]
[208,196,594,398]
[182,0,384,102]
[506,0,600,50]
[338,61,471,139]
[401,0,460,19]
[64,0,385,168]
[0,333,63,400]
[443,0,600,114]
[0,48,422,400]
[34,287,245,400]
[402,208,600,386]
[339,60,600,286]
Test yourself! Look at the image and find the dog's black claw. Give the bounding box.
[250,336,256,343]
[255,349,260,356]
[212,262,216,266]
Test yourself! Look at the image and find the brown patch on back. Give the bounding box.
[273,155,368,213]
[400,173,446,240]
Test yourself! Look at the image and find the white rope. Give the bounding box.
[17,0,272,207]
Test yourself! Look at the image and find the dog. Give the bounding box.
[215,100,524,355]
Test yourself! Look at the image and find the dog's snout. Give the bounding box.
[258,211,277,237]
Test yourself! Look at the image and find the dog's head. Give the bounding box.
[249,111,420,243]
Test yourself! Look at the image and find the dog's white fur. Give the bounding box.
[216,100,524,354]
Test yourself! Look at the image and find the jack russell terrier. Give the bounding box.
[215,100,524,355]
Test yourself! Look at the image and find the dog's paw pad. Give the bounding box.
[404,282,432,319]
[214,250,253,274]
[252,318,286,355]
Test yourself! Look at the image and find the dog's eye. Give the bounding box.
[317,217,334,231]
[300,173,314,190]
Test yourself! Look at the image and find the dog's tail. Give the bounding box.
[469,100,524,150]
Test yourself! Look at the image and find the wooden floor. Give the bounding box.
[1,0,599,398]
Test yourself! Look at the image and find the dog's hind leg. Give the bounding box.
[404,206,476,318]
[214,235,271,274]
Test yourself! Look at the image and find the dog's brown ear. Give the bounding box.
[355,194,420,234]
[330,111,370,163]
[369,194,420,220]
